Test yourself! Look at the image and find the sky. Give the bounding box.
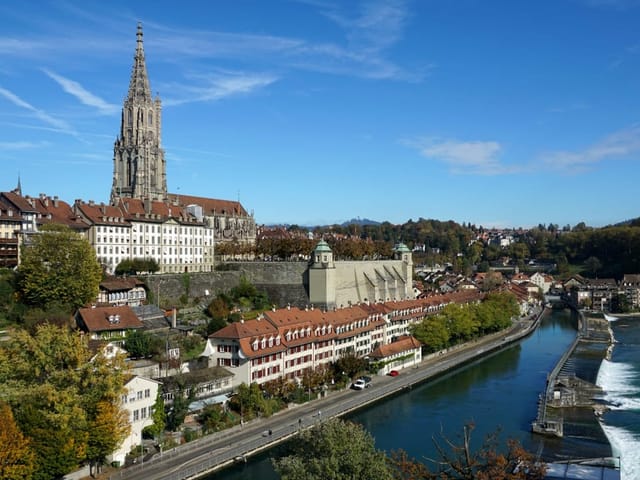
[1,0,640,229]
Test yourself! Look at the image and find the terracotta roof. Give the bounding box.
[77,305,144,332]
[100,277,145,292]
[167,193,248,217]
[370,335,421,359]
[0,191,37,212]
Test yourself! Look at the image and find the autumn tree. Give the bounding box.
[273,418,394,480]
[16,224,102,311]
[391,423,546,480]
[0,324,129,479]
[0,402,36,480]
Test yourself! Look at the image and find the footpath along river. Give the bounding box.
[211,308,613,479]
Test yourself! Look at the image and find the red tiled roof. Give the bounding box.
[370,335,421,359]
[100,277,145,292]
[77,305,144,332]
[167,193,248,217]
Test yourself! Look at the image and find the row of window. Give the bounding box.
[251,365,281,380]
[121,388,151,404]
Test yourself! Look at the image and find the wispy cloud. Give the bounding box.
[150,1,423,81]
[405,137,518,175]
[0,140,49,149]
[162,70,278,106]
[43,69,119,115]
[543,124,640,172]
[0,86,76,135]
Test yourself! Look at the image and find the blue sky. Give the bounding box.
[1,0,640,229]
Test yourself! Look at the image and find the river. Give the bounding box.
[207,308,617,479]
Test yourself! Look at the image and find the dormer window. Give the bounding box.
[261,338,266,349]
[268,336,274,348]
[275,335,281,345]
[252,339,258,351]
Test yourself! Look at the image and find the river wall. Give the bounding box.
[143,262,309,308]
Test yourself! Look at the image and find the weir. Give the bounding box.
[532,312,612,438]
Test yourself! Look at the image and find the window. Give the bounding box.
[141,407,147,419]
[145,388,151,398]
[133,409,139,421]
[137,391,143,400]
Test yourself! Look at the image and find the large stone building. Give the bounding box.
[308,240,414,310]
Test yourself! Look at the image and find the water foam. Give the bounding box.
[596,359,640,408]
[596,358,640,480]
[599,423,638,480]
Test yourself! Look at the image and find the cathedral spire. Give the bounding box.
[111,24,167,204]
[127,22,152,103]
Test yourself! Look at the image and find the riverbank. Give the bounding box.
[106,309,544,480]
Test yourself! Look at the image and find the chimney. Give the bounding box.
[53,196,59,208]
[172,308,177,329]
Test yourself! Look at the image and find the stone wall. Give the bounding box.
[143,261,309,308]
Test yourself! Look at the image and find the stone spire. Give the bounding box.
[111,23,167,204]
[128,23,152,103]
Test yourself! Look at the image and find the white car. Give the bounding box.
[352,379,367,390]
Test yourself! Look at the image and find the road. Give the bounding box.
[109,310,543,480]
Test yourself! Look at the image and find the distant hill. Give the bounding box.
[611,217,640,227]
[340,218,381,227]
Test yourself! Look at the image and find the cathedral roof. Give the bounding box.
[166,193,249,217]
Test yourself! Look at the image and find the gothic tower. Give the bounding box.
[111,23,167,204]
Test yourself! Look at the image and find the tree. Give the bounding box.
[125,329,158,358]
[0,402,36,480]
[144,391,166,440]
[0,324,129,479]
[86,400,129,475]
[272,418,394,480]
[411,316,450,353]
[584,256,602,278]
[16,224,102,311]
[391,423,546,479]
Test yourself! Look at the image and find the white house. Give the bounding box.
[111,376,162,466]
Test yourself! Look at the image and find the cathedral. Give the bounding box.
[0,24,255,274]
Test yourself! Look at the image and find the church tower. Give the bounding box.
[111,23,167,204]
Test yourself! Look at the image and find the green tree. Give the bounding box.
[0,324,129,479]
[0,401,36,480]
[143,391,166,440]
[273,418,394,480]
[16,224,102,311]
[125,329,157,358]
[411,316,450,353]
[86,400,130,475]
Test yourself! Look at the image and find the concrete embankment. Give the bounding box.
[110,310,544,480]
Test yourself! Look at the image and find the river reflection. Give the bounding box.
[209,309,595,479]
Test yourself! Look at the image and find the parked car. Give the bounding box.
[388,370,399,377]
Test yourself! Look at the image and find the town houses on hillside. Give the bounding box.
[201,290,484,389]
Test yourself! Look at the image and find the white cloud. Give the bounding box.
[543,124,640,172]
[162,71,278,106]
[407,137,515,175]
[43,69,119,115]
[0,86,76,135]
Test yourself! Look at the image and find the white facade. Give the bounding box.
[111,376,161,465]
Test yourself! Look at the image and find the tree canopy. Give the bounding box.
[273,418,394,480]
[0,401,36,480]
[0,324,129,478]
[16,224,102,311]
